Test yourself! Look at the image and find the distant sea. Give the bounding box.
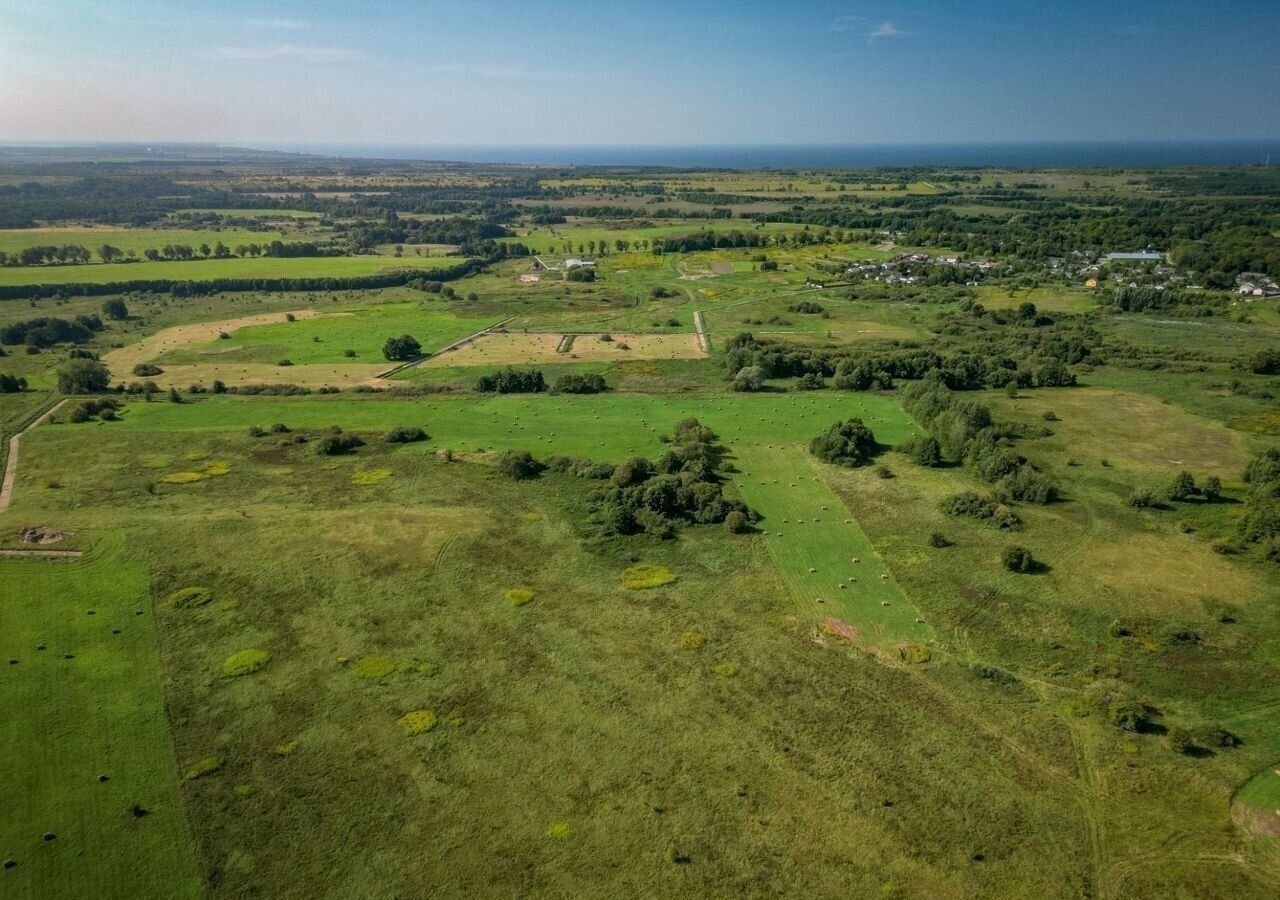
[251,141,1280,168]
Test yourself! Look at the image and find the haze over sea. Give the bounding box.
[254,140,1280,168]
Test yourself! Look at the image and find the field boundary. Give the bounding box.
[380,315,515,377]
[0,397,66,513]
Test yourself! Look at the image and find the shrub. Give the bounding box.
[497,449,544,479]
[731,365,766,392]
[795,372,826,391]
[385,425,427,443]
[928,531,951,548]
[1002,545,1036,572]
[1128,489,1159,509]
[277,359,293,367]
[725,510,751,533]
[898,434,943,467]
[314,429,364,456]
[382,334,422,361]
[57,359,110,393]
[1202,475,1222,501]
[0,373,28,393]
[1109,700,1151,732]
[940,491,1020,528]
[809,418,878,467]
[788,300,824,314]
[1165,470,1198,502]
[552,373,607,394]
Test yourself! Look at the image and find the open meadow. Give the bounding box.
[1,150,1279,900]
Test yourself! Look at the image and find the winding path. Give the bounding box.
[0,399,66,513]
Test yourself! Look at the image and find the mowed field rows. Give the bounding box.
[0,541,201,899]
[733,445,932,645]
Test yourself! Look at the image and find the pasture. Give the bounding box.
[0,545,201,899]
[0,255,465,287]
[422,331,705,367]
[732,444,932,645]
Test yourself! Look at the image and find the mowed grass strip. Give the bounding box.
[74,392,914,462]
[0,254,467,287]
[0,550,201,899]
[733,444,931,645]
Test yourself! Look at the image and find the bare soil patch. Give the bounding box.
[21,526,68,544]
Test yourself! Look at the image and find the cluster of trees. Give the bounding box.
[475,367,545,393]
[0,244,93,266]
[901,375,1058,504]
[550,373,607,394]
[0,314,103,347]
[588,418,756,538]
[0,373,28,392]
[57,359,111,393]
[0,239,325,269]
[809,419,879,467]
[1240,449,1280,552]
[344,212,509,253]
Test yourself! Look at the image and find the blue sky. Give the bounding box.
[1,0,1277,145]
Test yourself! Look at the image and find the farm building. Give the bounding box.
[564,258,596,269]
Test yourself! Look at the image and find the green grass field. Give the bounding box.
[0,255,466,287]
[733,444,932,644]
[0,542,201,899]
[156,303,495,366]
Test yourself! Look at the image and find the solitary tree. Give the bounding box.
[101,298,129,321]
[382,335,422,361]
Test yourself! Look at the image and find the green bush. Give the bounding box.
[385,425,427,443]
[809,418,878,467]
[1001,545,1036,573]
[497,450,544,479]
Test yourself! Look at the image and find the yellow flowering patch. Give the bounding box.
[397,709,437,735]
[622,564,676,589]
[505,588,535,607]
[354,655,396,679]
[224,649,270,677]
[161,471,207,484]
[352,468,393,486]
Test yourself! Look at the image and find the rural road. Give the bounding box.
[0,399,67,514]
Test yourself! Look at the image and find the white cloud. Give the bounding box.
[213,44,361,63]
[868,21,909,42]
[429,62,582,82]
[830,15,864,32]
[245,18,310,30]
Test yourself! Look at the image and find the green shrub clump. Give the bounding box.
[809,418,878,467]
